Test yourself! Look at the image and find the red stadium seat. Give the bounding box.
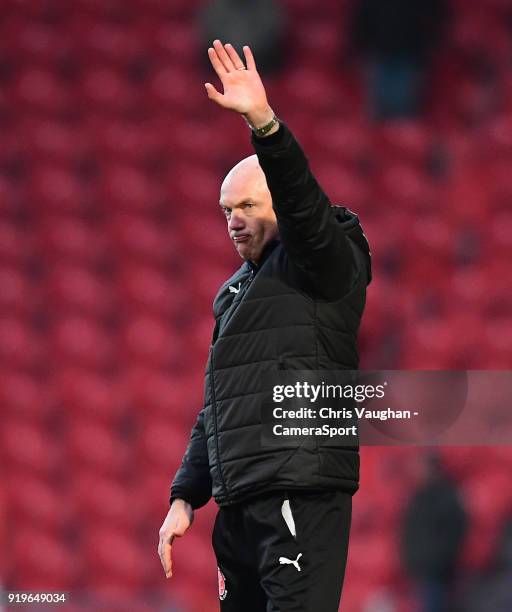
[169,162,224,213]
[117,265,186,318]
[346,531,399,585]
[480,258,512,318]
[107,214,180,265]
[478,114,512,161]
[78,21,146,66]
[66,418,131,476]
[136,417,190,472]
[312,163,371,212]
[7,20,74,66]
[0,177,21,218]
[71,470,143,529]
[293,21,347,70]
[0,221,34,263]
[51,316,115,370]
[401,318,460,369]
[5,473,72,532]
[0,318,43,370]
[120,315,187,369]
[169,118,245,166]
[46,264,115,317]
[486,209,512,262]
[376,163,438,213]
[151,21,201,67]
[376,120,434,168]
[89,119,166,165]
[24,119,91,164]
[487,159,512,211]
[28,165,85,213]
[148,65,203,116]
[1,419,62,475]
[0,266,34,315]
[99,163,162,212]
[10,529,80,590]
[123,366,203,424]
[141,0,201,19]
[482,318,512,368]
[281,67,347,115]
[11,68,72,114]
[54,368,126,423]
[37,216,108,265]
[309,118,372,167]
[0,369,51,419]
[82,526,150,589]
[81,67,140,114]
[136,467,177,526]
[177,208,235,267]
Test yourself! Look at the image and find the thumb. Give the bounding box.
[204,82,225,105]
[170,518,189,538]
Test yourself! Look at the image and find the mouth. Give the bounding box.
[233,234,251,243]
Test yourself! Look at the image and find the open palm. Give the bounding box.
[205,40,269,116]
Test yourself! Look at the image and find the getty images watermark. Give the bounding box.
[260,370,512,447]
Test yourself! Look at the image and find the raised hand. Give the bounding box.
[205,40,274,128]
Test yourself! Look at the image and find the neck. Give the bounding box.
[249,238,279,268]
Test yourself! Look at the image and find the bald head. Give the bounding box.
[221,155,267,196]
[219,155,278,264]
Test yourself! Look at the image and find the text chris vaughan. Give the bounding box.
[272,406,413,421]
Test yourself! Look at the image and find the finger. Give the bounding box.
[243,45,256,71]
[225,43,245,70]
[213,39,235,72]
[159,534,173,578]
[163,541,173,578]
[208,47,227,78]
[204,82,226,106]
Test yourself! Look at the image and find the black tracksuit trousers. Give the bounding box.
[212,489,352,611]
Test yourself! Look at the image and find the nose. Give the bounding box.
[228,209,245,232]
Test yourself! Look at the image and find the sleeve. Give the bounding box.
[251,122,356,300]
[170,407,212,510]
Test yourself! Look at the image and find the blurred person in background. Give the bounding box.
[199,0,287,75]
[158,40,371,611]
[463,514,512,612]
[400,452,468,612]
[350,0,449,120]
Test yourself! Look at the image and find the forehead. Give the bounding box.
[220,164,268,205]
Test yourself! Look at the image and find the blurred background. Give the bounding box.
[0,0,511,610]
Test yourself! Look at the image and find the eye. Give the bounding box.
[221,206,231,217]
[244,202,254,209]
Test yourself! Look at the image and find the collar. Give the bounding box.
[246,238,280,272]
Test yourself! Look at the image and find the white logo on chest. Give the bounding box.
[279,553,302,572]
[228,282,241,294]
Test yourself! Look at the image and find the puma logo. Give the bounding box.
[278,553,302,572]
[228,282,241,294]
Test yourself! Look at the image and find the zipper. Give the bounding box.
[209,264,255,503]
[209,346,230,501]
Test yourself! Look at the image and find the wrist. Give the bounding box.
[244,105,274,129]
[243,106,279,138]
[171,497,192,510]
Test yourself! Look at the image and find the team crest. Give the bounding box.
[217,567,227,600]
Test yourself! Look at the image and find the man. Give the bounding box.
[401,452,467,612]
[158,40,371,611]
